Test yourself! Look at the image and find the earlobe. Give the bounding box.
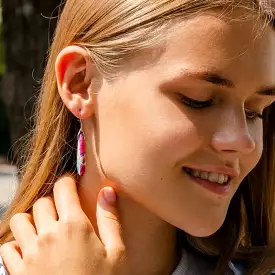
[55,46,94,119]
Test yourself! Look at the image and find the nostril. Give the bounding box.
[210,130,256,155]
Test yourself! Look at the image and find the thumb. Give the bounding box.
[96,187,124,252]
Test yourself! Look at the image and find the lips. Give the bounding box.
[182,167,233,196]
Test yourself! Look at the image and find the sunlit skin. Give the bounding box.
[56,9,275,275]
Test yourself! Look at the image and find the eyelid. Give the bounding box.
[178,93,264,120]
[178,93,211,103]
[177,93,214,108]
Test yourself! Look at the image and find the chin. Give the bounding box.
[186,223,223,237]
[173,211,227,238]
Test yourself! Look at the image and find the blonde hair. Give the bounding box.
[1,0,275,274]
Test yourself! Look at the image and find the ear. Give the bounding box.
[55,45,95,119]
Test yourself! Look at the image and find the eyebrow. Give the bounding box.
[179,70,275,96]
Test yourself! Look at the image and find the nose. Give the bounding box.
[210,108,256,155]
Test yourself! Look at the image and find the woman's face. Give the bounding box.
[94,10,275,236]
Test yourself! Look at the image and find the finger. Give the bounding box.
[9,213,37,253]
[0,241,23,274]
[53,174,87,222]
[97,187,125,252]
[32,196,58,235]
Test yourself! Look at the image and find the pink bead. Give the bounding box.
[78,132,85,154]
[77,129,86,176]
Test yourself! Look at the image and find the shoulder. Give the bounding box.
[0,256,8,275]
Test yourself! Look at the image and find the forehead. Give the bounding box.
[155,9,275,89]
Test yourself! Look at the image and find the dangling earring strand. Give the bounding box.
[77,120,86,176]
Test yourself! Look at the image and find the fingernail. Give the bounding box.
[103,187,117,204]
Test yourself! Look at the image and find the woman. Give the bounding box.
[0,0,275,274]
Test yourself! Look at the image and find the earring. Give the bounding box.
[77,121,86,176]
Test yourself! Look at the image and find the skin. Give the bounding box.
[1,8,275,275]
[77,9,275,272]
[1,177,128,275]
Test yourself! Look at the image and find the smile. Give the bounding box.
[182,167,233,196]
[183,167,230,184]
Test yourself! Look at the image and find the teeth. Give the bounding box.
[193,170,200,177]
[184,168,229,184]
[209,173,219,182]
[218,174,225,184]
[200,172,208,180]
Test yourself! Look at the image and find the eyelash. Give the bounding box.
[178,94,263,121]
[178,94,214,108]
[244,109,263,121]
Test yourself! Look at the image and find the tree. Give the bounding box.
[1,0,60,164]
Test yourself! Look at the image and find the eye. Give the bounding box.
[177,94,214,109]
[245,109,263,121]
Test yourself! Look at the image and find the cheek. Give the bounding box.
[97,98,202,191]
[241,125,263,178]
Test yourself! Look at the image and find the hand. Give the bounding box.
[0,175,127,275]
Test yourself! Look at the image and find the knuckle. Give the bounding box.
[65,218,88,230]
[116,245,127,259]
[110,244,127,262]
[53,178,67,196]
[9,213,20,225]
[60,218,90,235]
[52,182,59,196]
[45,196,54,204]
[9,213,28,227]
[23,247,39,265]
[0,242,12,254]
[53,175,73,193]
[37,231,57,247]
[32,197,45,209]
[33,196,54,212]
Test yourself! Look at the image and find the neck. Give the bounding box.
[78,170,180,275]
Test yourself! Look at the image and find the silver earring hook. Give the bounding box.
[80,119,83,131]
